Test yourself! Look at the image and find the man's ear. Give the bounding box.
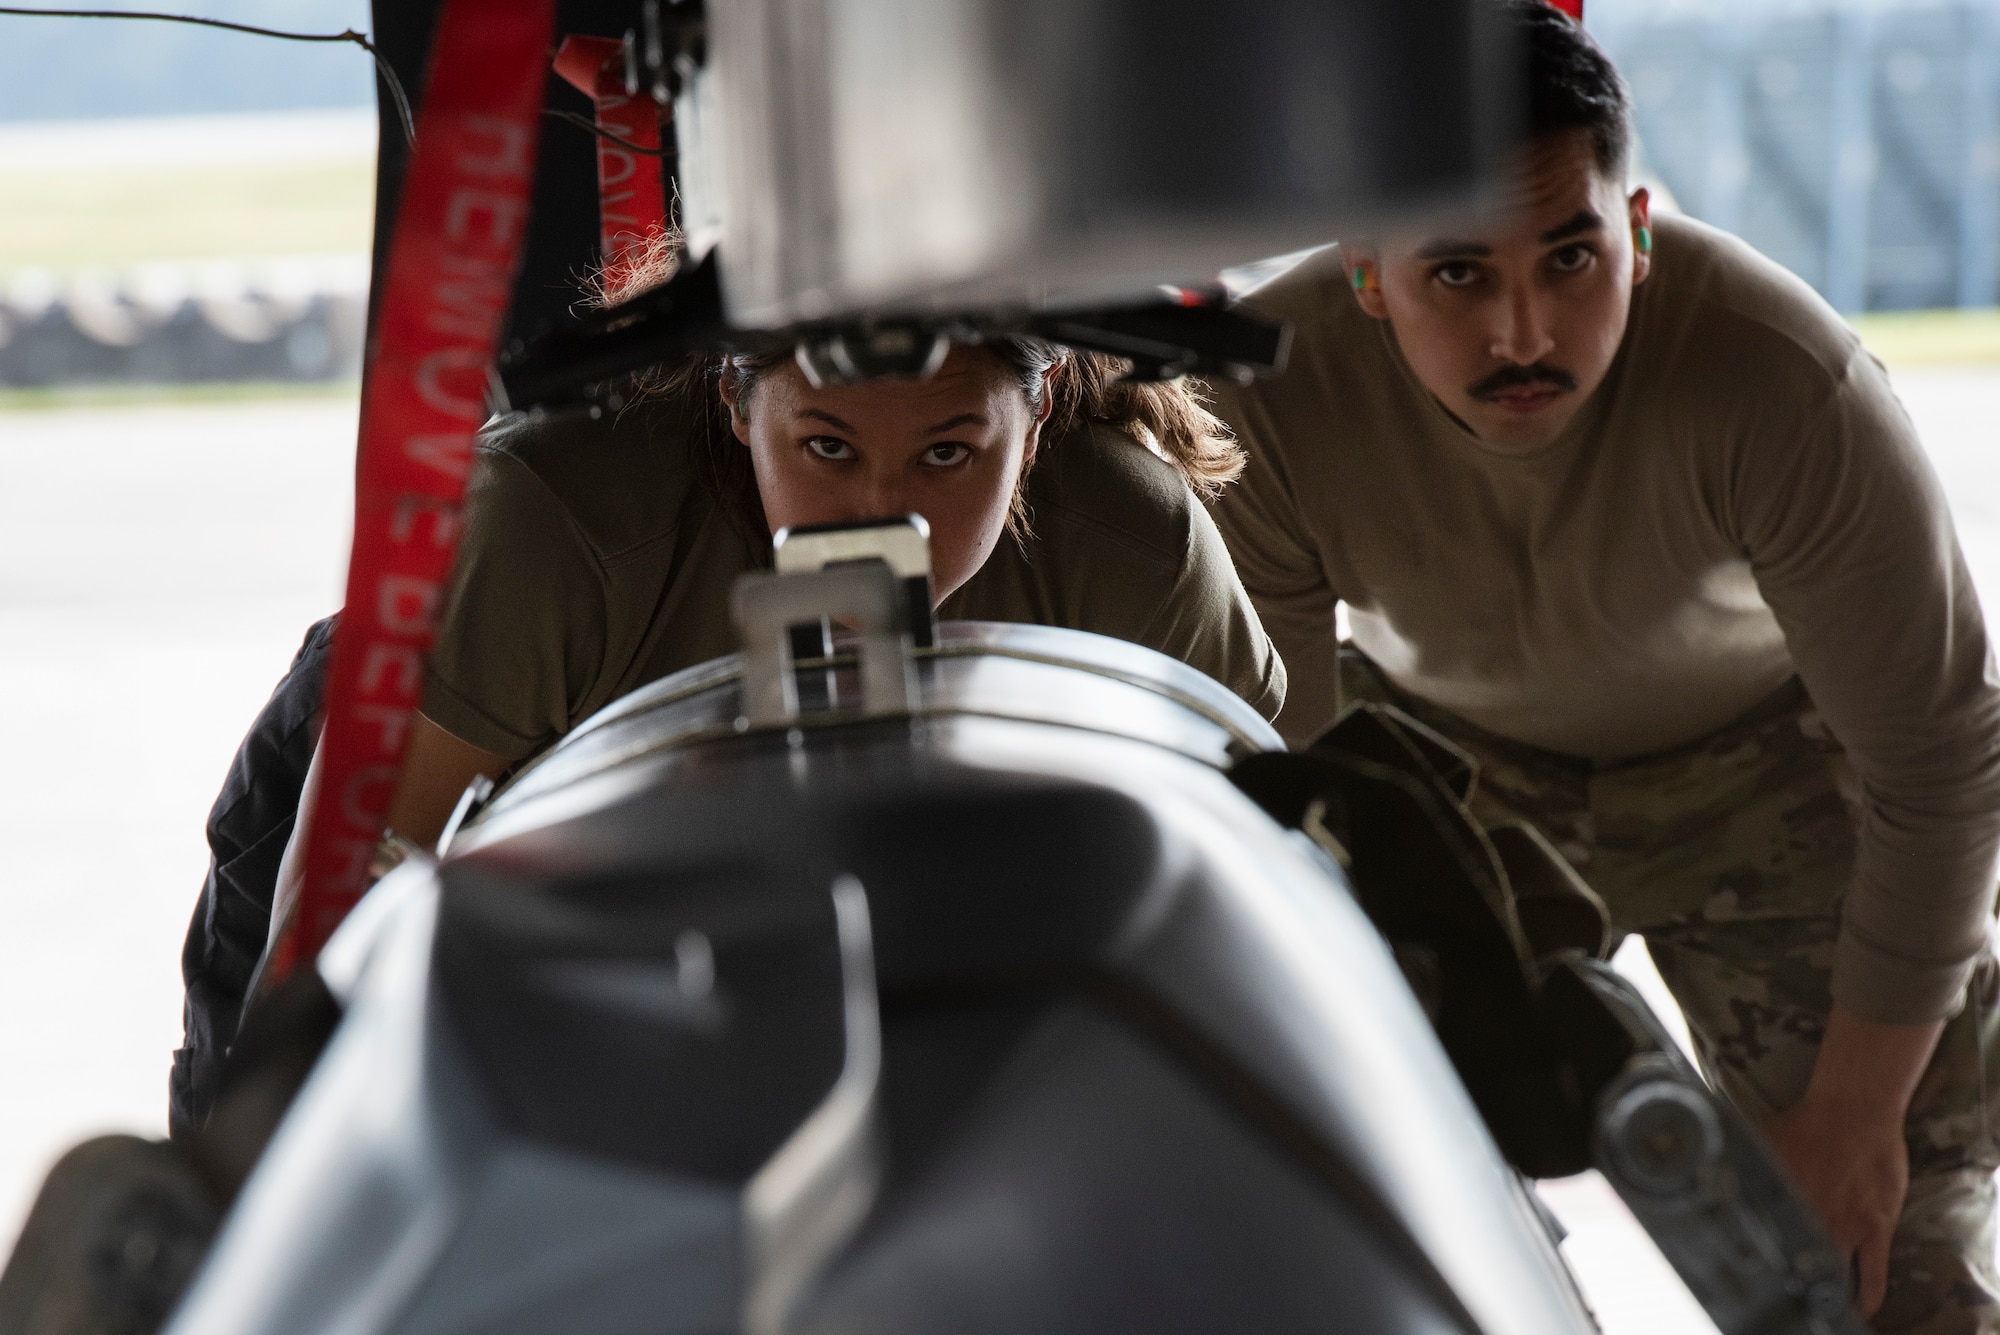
[1343,248,1388,320]
[720,374,753,446]
[1628,186,1654,287]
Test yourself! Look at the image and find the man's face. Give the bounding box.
[1351,130,1651,453]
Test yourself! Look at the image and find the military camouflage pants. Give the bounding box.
[1340,650,2000,1334]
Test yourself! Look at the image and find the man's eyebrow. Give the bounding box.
[923,412,986,435]
[1414,238,1492,260]
[1540,209,1604,244]
[798,408,857,431]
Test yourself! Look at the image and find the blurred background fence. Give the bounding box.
[1594,0,2000,312]
[0,106,375,391]
[0,260,366,388]
[0,2,376,392]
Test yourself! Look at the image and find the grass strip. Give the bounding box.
[0,379,359,413]
[1849,308,2000,367]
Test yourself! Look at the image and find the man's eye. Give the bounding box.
[805,436,855,461]
[1549,244,1595,274]
[1433,262,1480,289]
[920,443,971,468]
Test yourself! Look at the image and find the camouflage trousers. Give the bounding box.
[1340,650,2000,1334]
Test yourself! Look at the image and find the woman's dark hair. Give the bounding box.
[594,230,1244,539]
[1501,0,1631,176]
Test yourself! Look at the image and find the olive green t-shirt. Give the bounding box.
[422,397,1283,764]
[1207,212,2000,1024]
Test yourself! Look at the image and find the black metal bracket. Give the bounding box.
[495,248,1291,413]
[633,0,706,105]
[494,248,732,411]
[1027,294,1292,384]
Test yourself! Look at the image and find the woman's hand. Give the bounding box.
[1761,1006,1943,1317]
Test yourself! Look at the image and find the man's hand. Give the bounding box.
[1763,1088,1910,1313]
[1760,1006,1943,1317]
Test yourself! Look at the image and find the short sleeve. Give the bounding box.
[422,446,609,762]
[945,423,1285,720]
[1141,496,1287,721]
[1205,375,1344,746]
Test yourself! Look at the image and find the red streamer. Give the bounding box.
[553,35,670,287]
[271,0,555,977]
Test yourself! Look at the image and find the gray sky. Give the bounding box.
[4,0,1995,123]
[1589,0,1999,19]
[0,0,374,121]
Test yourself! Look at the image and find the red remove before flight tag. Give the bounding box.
[271,0,555,978]
[553,34,670,289]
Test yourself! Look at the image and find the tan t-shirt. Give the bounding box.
[1209,212,2000,1023]
[422,395,1283,764]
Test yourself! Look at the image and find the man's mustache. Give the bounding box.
[1468,362,1578,401]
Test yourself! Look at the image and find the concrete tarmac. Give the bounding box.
[0,392,352,1246]
[3,368,1997,1330]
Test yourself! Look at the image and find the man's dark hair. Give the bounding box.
[1498,0,1631,176]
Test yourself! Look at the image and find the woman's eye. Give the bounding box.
[920,443,971,468]
[1549,243,1595,274]
[1433,261,1480,289]
[804,436,855,461]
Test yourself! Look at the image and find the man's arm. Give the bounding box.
[1735,347,2000,1308]
[1763,1007,1943,1317]
[1738,347,2000,1024]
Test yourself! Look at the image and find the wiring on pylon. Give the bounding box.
[543,108,671,158]
[0,7,416,146]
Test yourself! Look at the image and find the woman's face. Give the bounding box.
[725,347,1050,601]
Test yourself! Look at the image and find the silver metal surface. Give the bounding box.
[455,706,1594,1335]
[695,0,1517,327]
[165,873,746,1335]
[477,621,1282,824]
[731,564,915,725]
[773,516,932,580]
[744,876,882,1335]
[1600,1075,1725,1201]
[173,626,1598,1335]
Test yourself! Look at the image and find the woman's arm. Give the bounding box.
[385,713,507,849]
[1204,377,1340,744]
[261,716,503,982]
